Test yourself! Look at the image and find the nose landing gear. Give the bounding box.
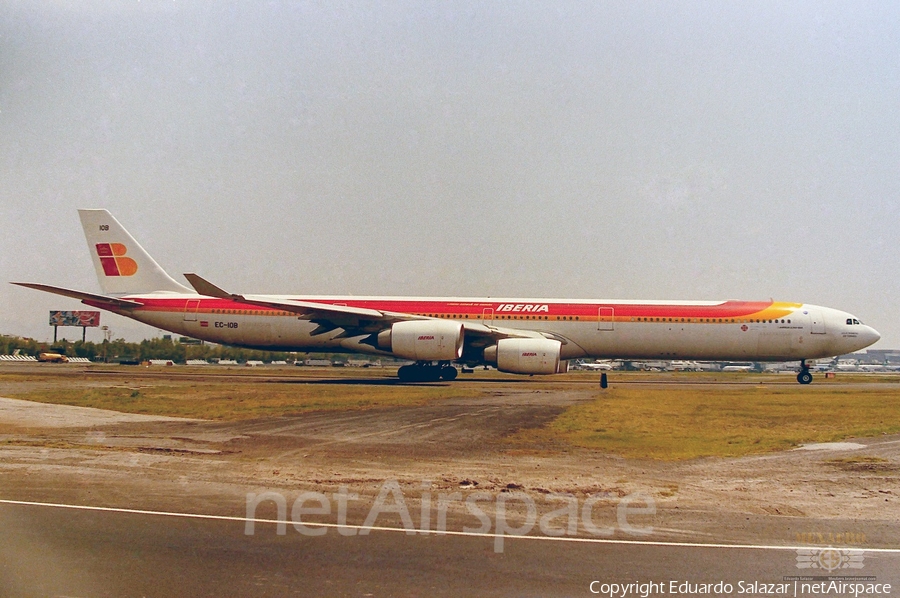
[797,360,813,385]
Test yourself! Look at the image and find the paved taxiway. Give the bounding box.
[1,366,899,596]
[3,500,899,598]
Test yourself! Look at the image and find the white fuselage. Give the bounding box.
[93,295,879,363]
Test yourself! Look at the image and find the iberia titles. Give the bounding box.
[496,304,550,313]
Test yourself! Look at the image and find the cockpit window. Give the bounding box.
[846,318,862,325]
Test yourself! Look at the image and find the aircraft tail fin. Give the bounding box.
[77,209,192,295]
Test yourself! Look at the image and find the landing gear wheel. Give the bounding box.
[440,366,458,381]
[797,370,813,385]
[397,364,444,382]
[423,366,442,382]
[398,365,415,382]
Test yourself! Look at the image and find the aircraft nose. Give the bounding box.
[865,326,881,346]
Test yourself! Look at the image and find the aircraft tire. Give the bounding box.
[398,364,443,382]
[424,366,443,382]
[797,371,813,385]
[398,365,416,382]
[440,366,458,381]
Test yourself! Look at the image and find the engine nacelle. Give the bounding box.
[485,338,562,375]
[377,320,464,362]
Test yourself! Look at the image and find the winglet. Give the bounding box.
[183,273,231,298]
[183,273,387,320]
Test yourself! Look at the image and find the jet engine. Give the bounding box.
[377,320,464,361]
[484,338,563,375]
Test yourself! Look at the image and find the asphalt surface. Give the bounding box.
[4,500,898,598]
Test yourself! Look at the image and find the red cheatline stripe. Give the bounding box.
[123,298,786,320]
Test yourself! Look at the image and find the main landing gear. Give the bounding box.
[397,362,458,382]
[797,360,813,385]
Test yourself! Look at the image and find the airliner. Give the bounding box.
[13,210,880,384]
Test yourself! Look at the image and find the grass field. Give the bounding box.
[518,382,900,460]
[10,380,487,420]
[3,366,899,459]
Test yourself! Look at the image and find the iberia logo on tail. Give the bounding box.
[95,243,138,277]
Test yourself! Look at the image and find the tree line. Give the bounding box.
[0,334,296,364]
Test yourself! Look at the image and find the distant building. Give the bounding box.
[855,349,900,365]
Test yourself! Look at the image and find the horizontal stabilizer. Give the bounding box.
[11,282,144,309]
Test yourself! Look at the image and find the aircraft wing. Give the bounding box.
[183,273,385,321]
[241,295,386,319]
[182,273,571,345]
[458,321,572,348]
[182,273,230,299]
[10,282,144,309]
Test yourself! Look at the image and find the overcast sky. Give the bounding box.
[2,1,898,348]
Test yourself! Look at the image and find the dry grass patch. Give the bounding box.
[13,382,487,420]
[513,385,900,460]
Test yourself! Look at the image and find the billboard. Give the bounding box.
[49,311,101,327]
